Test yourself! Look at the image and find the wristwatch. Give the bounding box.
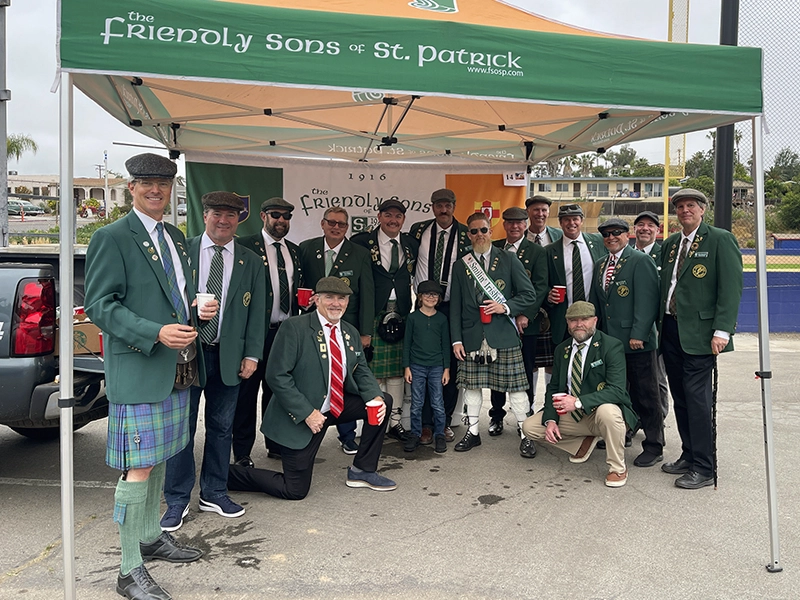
[574,398,583,410]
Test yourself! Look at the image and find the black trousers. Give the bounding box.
[231,326,280,458]
[227,392,392,500]
[660,315,715,476]
[625,349,665,455]
[422,301,458,428]
[489,333,537,421]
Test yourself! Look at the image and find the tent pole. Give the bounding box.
[58,70,77,599]
[751,115,781,573]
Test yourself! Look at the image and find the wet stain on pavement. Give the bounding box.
[477,494,504,506]
[236,556,261,570]
[183,520,267,561]
[429,493,439,497]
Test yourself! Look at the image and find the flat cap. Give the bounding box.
[417,280,443,296]
[315,276,353,296]
[525,195,553,207]
[377,199,407,214]
[634,210,660,226]
[431,188,456,204]
[260,197,295,212]
[202,191,245,212]
[671,188,708,205]
[598,217,629,232]
[565,300,596,319]
[502,207,528,221]
[557,203,584,218]
[125,153,177,179]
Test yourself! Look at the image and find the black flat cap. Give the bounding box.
[598,217,629,232]
[671,188,708,205]
[502,207,528,221]
[202,191,245,212]
[261,197,295,212]
[634,211,660,226]
[125,153,177,179]
[525,195,552,207]
[315,277,353,296]
[557,203,584,218]
[417,280,443,296]
[377,199,407,214]
[431,188,456,203]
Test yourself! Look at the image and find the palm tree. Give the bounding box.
[7,134,39,161]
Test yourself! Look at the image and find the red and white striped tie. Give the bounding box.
[326,323,345,417]
[604,255,616,291]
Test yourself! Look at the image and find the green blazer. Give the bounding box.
[527,226,563,245]
[545,232,608,343]
[351,230,419,316]
[262,312,383,449]
[494,237,548,336]
[450,246,536,352]
[590,246,660,353]
[188,237,267,386]
[237,232,304,318]
[542,330,637,430]
[84,211,205,404]
[299,237,375,335]
[658,222,743,355]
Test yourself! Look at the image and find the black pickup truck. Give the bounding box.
[0,245,108,439]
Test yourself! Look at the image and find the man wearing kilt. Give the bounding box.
[450,212,536,454]
[352,199,419,442]
[85,154,215,600]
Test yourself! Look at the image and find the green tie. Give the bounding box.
[668,237,690,316]
[274,241,290,314]
[504,242,514,251]
[569,342,586,422]
[571,240,585,302]
[433,230,446,281]
[155,222,188,325]
[200,245,224,344]
[389,239,400,273]
[325,249,335,276]
[475,254,486,301]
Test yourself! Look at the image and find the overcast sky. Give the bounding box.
[6,0,734,177]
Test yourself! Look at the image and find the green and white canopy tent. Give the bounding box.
[53,1,779,596]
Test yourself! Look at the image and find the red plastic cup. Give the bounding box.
[98,331,104,357]
[297,287,313,308]
[480,305,492,324]
[553,285,567,303]
[553,392,569,414]
[366,400,382,426]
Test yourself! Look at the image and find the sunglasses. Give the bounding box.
[267,211,292,220]
[323,218,348,229]
[469,227,489,235]
[601,229,627,238]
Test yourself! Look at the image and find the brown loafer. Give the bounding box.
[569,436,599,464]
[444,426,455,442]
[419,427,433,445]
[605,469,628,488]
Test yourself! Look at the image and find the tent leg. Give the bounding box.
[59,70,78,599]
[751,115,782,573]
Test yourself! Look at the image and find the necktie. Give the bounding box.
[668,238,690,316]
[604,255,616,291]
[325,249,335,276]
[476,254,486,301]
[535,234,542,246]
[155,222,187,325]
[389,239,400,273]
[274,241,290,313]
[569,342,587,422]
[200,245,224,344]
[325,323,345,417]
[504,242,514,251]
[433,230,446,282]
[571,240,585,302]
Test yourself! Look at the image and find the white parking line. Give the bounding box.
[0,477,116,489]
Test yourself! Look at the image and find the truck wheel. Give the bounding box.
[9,423,88,441]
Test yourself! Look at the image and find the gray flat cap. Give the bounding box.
[202,191,245,212]
[125,153,177,179]
[565,301,596,319]
[431,188,456,204]
[671,188,708,206]
[377,199,407,214]
[634,211,660,226]
[315,277,353,296]
[598,217,629,232]
[417,280,443,296]
[260,197,295,212]
[502,207,528,221]
[557,203,584,218]
[525,195,553,207]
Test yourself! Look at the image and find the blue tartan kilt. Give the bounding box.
[456,346,529,392]
[106,389,191,471]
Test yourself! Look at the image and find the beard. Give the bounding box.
[266,221,288,239]
[472,240,492,255]
[569,326,595,343]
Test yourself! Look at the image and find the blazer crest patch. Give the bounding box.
[495,279,506,291]
[596,381,606,391]
[243,291,252,306]
[692,264,707,278]
[616,285,630,297]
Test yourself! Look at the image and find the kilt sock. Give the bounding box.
[402,381,412,429]
[464,389,482,435]
[114,477,148,575]
[508,391,530,437]
[380,377,406,427]
[142,462,166,544]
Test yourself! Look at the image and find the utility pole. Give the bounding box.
[0,0,11,247]
[103,150,109,213]
[715,0,740,232]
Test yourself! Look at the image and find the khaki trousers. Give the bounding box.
[522,403,627,474]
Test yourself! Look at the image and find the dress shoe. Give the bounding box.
[605,470,628,488]
[661,458,691,474]
[633,451,663,468]
[419,427,433,445]
[267,451,282,460]
[488,419,504,437]
[387,423,411,442]
[233,455,254,468]
[434,435,447,454]
[117,564,172,600]
[403,434,420,452]
[674,471,714,489]
[625,431,633,448]
[140,531,203,563]
[596,439,606,450]
[454,431,481,452]
[519,437,536,458]
[444,426,455,442]
[340,439,359,455]
[569,436,599,464]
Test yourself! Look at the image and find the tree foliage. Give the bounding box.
[685,150,715,179]
[770,147,800,182]
[681,176,715,199]
[604,144,637,169]
[6,134,38,161]
[776,190,800,231]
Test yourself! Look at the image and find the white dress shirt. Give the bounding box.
[567,335,592,396]
[527,228,552,246]
[261,229,295,324]
[562,234,594,305]
[377,228,401,300]
[415,222,457,302]
[318,312,347,414]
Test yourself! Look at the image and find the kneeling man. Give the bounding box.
[521,301,637,487]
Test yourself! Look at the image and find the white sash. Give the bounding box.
[462,253,515,328]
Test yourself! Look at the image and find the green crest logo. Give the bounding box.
[409,0,458,14]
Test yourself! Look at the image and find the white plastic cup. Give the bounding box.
[196,293,215,311]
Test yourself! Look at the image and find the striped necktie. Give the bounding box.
[433,229,446,281]
[534,234,542,246]
[569,342,586,422]
[155,222,187,324]
[274,241,290,313]
[504,242,514,251]
[571,240,585,302]
[668,237,690,316]
[604,255,616,291]
[325,323,345,417]
[200,245,224,344]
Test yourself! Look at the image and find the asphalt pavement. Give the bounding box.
[0,333,798,600]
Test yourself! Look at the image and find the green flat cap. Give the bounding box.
[431,188,456,203]
[316,277,353,296]
[558,204,584,218]
[671,188,708,205]
[525,195,552,207]
[565,301,596,319]
[202,191,245,212]
[125,153,177,179]
[502,207,528,221]
[261,197,295,212]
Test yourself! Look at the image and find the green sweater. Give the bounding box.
[403,309,451,368]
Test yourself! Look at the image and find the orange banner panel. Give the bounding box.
[446,174,525,240]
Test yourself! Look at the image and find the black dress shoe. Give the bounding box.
[387,423,410,442]
[454,431,481,452]
[519,437,536,458]
[624,432,633,448]
[488,419,504,437]
[674,471,714,489]
[633,451,663,468]
[661,458,692,474]
[233,455,254,468]
[596,439,606,450]
[267,451,282,460]
[140,531,203,563]
[117,564,172,600]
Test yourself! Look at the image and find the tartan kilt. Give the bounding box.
[369,317,404,379]
[106,389,191,471]
[535,330,555,368]
[457,346,529,392]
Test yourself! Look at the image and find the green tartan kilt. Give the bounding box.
[535,330,555,367]
[369,317,404,379]
[105,388,190,471]
[457,346,529,392]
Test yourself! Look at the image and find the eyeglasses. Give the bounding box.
[323,218,348,229]
[267,211,292,220]
[601,229,627,238]
[469,227,489,235]
[135,179,172,190]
